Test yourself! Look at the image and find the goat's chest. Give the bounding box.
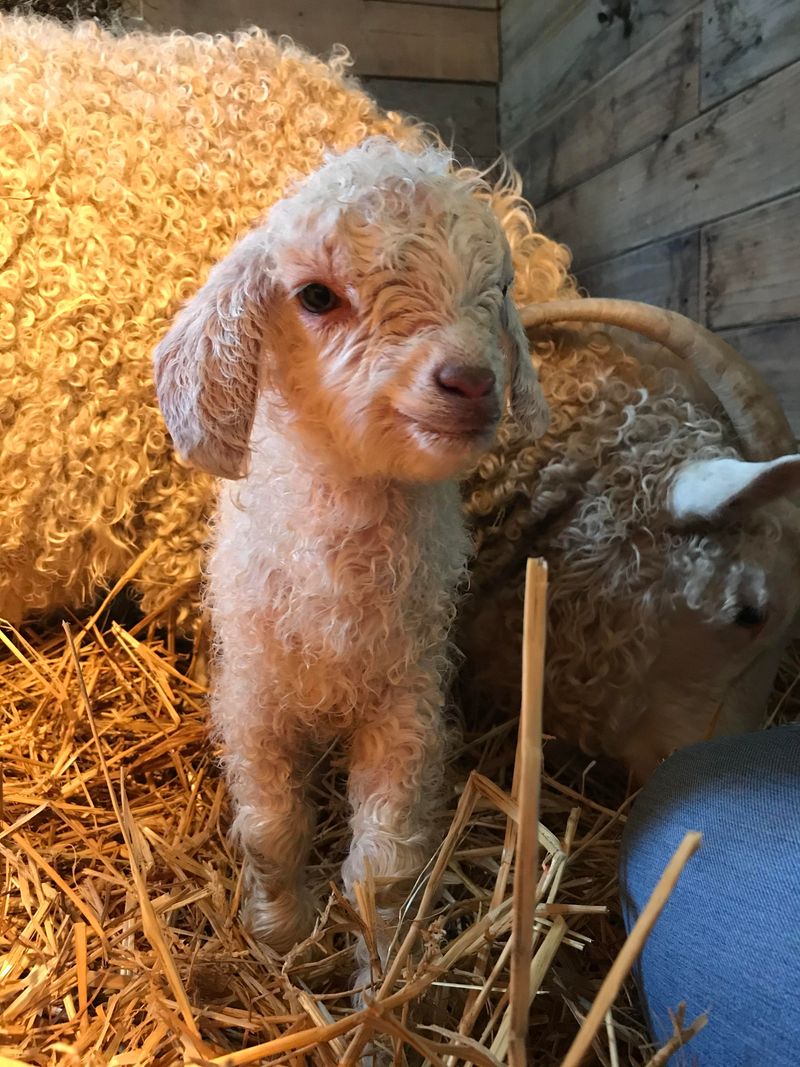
[274,524,455,660]
[212,482,468,720]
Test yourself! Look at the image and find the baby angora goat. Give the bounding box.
[153,140,548,960]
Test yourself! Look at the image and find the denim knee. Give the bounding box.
[619,725,800,1066]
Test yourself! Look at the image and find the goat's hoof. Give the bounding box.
[241,884,316,956]
[352,962,395,1066]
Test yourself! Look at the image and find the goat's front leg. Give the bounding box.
[217,688,317,954]
[230,750,317,955]
[342,689,446,993]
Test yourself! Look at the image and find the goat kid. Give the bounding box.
[154,140,547,973]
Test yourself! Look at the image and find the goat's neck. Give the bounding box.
[243,419,459,550]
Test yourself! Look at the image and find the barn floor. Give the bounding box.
[3,574,795,1066]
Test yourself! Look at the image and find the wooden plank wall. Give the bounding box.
[145,0,499,165]
[501,0,800,435]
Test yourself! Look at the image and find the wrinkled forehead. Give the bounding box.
[267,171,509,293]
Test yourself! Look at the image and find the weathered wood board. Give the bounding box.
[150,0,498,82]
[388,0,496,7]
[719,320,800,437]
[501,0,799,443]
[578,233,700,319]
[500,0,697,148]
[512,11,700,204]
[361,78,497,163]
[702,0,800,108]
[536,59,800,267]
[702,192,800,330]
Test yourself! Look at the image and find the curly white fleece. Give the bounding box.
[462,326,800,778]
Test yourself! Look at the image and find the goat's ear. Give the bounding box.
[669,455,800,523]
[503,295,549,436]
[153,229,273,480]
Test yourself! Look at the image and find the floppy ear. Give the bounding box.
[502,294,549,436]
[153,229,273,479]
[669,454,800,523]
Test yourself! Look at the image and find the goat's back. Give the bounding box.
[0,16,417,621]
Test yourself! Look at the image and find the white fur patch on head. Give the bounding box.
[669,455,800,523]
[320,136,454,193]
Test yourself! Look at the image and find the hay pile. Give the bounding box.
[4,556,795,1065]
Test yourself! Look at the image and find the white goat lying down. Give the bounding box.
[462,303,800,781]
[154,140,547,964]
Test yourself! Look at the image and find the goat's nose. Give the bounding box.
[435,362,496,400]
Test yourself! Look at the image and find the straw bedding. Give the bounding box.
[5,563,794,1065]
[1,10,797,1065]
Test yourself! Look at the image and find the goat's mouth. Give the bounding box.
[396,409,499,447]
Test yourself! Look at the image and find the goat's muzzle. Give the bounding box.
[428,362,501,436]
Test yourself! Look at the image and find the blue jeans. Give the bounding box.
[619,725,800,1065]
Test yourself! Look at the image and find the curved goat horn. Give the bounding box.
[520,298,795,461]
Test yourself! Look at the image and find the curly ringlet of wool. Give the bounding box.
[0,13,572,625]
[461,327,784,755]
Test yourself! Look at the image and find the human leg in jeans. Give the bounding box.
[619,725,800,1066]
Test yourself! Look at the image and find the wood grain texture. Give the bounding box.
[702,0,800,108]
[535,59,800,268]
[150,0,498,81]
[719,319,800,436]
[578,233,700,319]
[361,78,497,161]
[702,193,800,329]
[500,0,697,148]
[511,11,700,204]
[387,0,496,7]
[500,0,561,77]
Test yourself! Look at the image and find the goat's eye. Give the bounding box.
[297,283,340,314]
[733,604,767,628]
[501,281,510,298]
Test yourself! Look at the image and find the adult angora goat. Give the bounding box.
[0,14,425,624]
[461,305,800,781]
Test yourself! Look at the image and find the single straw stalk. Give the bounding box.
[508,558,548,1067]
